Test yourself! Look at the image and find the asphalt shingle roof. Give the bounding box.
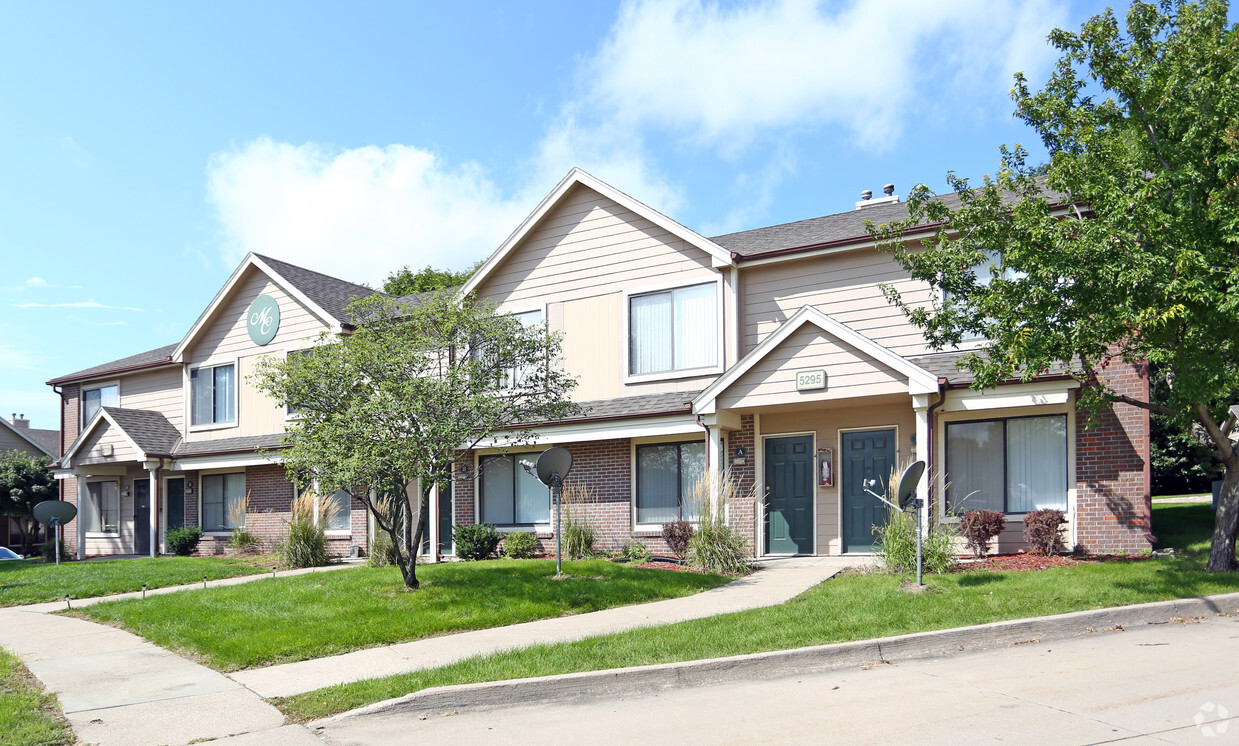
[48,343,178,385]
[906,350,1078,385]
[574,391,698,420]
[172,433,286,457]
[100,407,182,456]
[253,253,377,324]
[25,428,61,457]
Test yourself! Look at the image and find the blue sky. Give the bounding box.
[1,0,1127,430]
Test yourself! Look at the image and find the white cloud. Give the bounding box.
[576,0,1068,152]
[25,277,47,287]
[206,139,534,286]
[12,300,144,311]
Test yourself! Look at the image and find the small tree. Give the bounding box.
[870,1,1239,571]
[0,450,55,554]
[253,291,578,589]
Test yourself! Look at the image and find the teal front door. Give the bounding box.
[842,429,896,552]
[764,435,814,554]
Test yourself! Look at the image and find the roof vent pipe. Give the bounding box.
[860,190,872,201]
[883,183,895,197]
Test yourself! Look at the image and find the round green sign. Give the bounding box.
[246,294,281,346]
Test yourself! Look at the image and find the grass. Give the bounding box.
[73,559,729,671]
[1152,491,1211,502]
[0,646,74,746]
[0,556,266,607]
[275,503,1239,721]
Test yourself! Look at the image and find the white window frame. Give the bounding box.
[473,449,551,530]
[311,483,353,536]
[630,433,709,531]
[186,358,239,432]
[80,381,119,428]
[197,469,247,536]
[944,249,1026,349]
[283,344,317,421]
[84,478,121,537]
[943,413,1069,516]
[622,275,725,384]
[495,305,545,392]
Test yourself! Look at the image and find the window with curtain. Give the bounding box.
[190,364,236,425]
[81,384,118,426]
[85,481,119,533]
[945,415,1067,513]
[201,472,246,531]
[503,310,543,389]
[324,490,351,531]
[629,283,718,375]
[636,441,706,523]
[479,453,549,525]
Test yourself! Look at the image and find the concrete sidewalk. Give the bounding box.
[0,555,859,745]
[229,555,865,698]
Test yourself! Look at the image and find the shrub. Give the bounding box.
[1023,508,1067,555]
[453,522,501,561]
[166,526,202,557]
[877,509,956,575]
[561,482,598,559]
[685,470,756,575]
[621,538,651,563]
[227,492,261,554]
[960,509,1006,557]
[661,521,693,557]
[39,537,70,562]
[368,530,399,567]
[278,492,334,568]
[503,531,539,559]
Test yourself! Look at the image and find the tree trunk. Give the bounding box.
[403,486,431,590]
[1206,457,1239,572]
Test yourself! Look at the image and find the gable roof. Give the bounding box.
[693,306,939,415]
[461,168,735,298]
[47,343,178,386]
[171,253,375,363]
[0,417,58,459]
[60,406,181,466]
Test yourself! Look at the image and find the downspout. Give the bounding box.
[927,379,947,519]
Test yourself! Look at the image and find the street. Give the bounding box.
[318,614,1239,745]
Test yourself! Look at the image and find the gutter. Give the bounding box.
[47,358,177,387]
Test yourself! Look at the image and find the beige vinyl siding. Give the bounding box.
[760,398,914,555]
[741,248,936,356]
[719,325,907,411]
[237,353,284,436]
[477,183,723,400]
[75,421,140,465]
[0,428,45,458]
[120,367,184,432]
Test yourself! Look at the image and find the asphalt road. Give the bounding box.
[318,614,1239,745]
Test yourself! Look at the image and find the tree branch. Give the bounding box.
[1195,402,1234,463]
[1102,392,1176,416]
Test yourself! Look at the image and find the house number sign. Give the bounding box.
[795,368,826,391]
[247,294,281,346]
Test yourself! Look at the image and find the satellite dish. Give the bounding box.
[34,500,77,526]
[895,461,926,510]
[535,447,573,486]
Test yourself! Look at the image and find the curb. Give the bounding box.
[317,590,1239,725]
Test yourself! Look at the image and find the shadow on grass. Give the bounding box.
[955,573,1006,587]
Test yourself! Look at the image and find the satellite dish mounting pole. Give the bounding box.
[551,471,563,576]
[52,517,60,566]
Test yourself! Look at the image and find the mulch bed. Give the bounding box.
[967,552,1152,572]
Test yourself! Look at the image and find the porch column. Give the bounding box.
[426,481,440,563]
[913,395,932,537]
[147,465,159,558]
[706,425,723,515]
[76,476,87,560]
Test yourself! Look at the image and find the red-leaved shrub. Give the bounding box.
[1022,509,1067,555]
[661,520,693,557]
[961,509,1006,557]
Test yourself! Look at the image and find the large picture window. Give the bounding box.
[479,453,549,525]
[191,363,236,426]
[85,481,119,533]
[629,283,718,375]
[324,490,351,532]
[636,441,706,524]
[201,472,246,532]
[82,384,118,426]
[946,415,1067,513]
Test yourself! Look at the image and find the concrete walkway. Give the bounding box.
[231,555,864,698]
[0,555,859,745]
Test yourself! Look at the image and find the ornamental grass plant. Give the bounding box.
[685,469,755,575]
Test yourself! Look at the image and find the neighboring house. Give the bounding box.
[49,169,1151,559]
[1,413,60,548]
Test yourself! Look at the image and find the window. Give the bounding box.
[323,490,351,532]
[629,283,718,376]
[950,249,1026,344]
[479,453,549,525]
[190,363,235,426]
[945,415,1067,513]
[82,384,118,426]
[201,472,246,532]
[502,310,542,389]
[636,441,706,524]
[85,481,119,533]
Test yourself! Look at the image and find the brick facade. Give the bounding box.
[1073,361,1153,553]
[724,415,758,553]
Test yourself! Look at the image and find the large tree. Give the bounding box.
[0,450,55,554]
[869,1,1239,570]
[253,291,579,588]
[381,261,482,296]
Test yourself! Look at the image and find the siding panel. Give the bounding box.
[120,368,184,432]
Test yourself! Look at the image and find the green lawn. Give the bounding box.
[74,560,729,671]
[0,556,266,607]
[275,502,1239,722]
[0,646,74,746]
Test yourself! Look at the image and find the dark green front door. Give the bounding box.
[133,480,150,555]
[765,435,814,554]
[842,429,895,552]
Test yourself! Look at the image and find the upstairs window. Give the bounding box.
[502,310,543,390]
[629,283,718,376]
[191,363,235,426]
[82,384,118,426]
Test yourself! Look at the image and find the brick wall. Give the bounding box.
[725,415,758,553]
[1074,360,1153,553]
